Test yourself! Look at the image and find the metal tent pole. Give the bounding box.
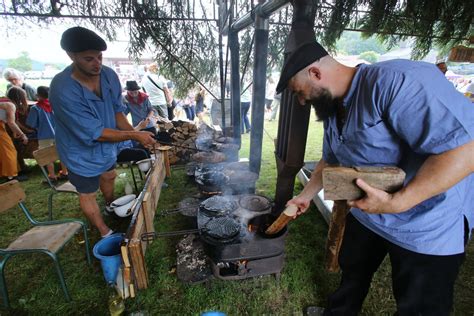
[249,0,270,175]
[229,18,242,143]
[229,0,289,33]
[273,0,318,212]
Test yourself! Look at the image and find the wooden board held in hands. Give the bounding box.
[323,166,406,201]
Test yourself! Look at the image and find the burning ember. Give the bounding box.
[247,224,258,232]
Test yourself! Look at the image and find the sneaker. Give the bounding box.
[42,177,58,185]
[101,229,115,238]
[8,175,28,182]
[57,172,69,180]
[105,205,115,215]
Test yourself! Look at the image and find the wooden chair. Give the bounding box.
[0,180,91,308]
[33,144,78,220]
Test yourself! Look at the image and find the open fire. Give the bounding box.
[175,194,288,282]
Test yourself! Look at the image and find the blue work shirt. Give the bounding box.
[322,60,474,256]
[26,105,55,140]
[123,94,154,127]
[49,65,125,177]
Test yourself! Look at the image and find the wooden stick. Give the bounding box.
[325,200,350,272]
[265,205,298,235]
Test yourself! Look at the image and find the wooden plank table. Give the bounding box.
[121,150,166,294]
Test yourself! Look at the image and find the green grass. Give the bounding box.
[0,114,473,315]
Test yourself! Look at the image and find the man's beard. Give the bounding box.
[309,88,342,121]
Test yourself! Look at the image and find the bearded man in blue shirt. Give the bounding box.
[50,27,156,238]
[277,42,474,315]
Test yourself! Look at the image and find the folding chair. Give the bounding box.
[0,180,91,309]
[33,144,78,220]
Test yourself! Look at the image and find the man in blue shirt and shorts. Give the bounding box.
[277,42,474,315]
[50,27,156,238]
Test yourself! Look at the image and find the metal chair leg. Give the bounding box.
[0,257,10,308]
[47,192,55,221]
[46,252,71,302]
[128,164,139,194]
[82,226,92,265]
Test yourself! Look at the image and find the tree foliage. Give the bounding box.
[336,31,390,55]
[1,0,471,94]
[322,0,472,59]
[359,50,379,63]
[8,51,33,71]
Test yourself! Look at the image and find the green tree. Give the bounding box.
[336,32,390,55]
[8,51,33,71]
[359,51,379,63]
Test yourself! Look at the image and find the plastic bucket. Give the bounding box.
[93,233,124,284]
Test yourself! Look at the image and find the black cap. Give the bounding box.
[60,26,107,53]
[276,41,329,93]
[125,80,140,91]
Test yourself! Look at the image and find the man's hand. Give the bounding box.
[347,178,400,214]
[133,130,156,148]
[135,118,150,130]
[287,195,312,218]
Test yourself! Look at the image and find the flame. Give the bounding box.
[248,224,258,232]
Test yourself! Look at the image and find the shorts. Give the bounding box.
[38,138,55,149]
[68,165,116,194]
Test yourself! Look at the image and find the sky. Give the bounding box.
[2,22,72,63]
[0,21,152,64]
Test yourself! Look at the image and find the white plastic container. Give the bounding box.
[110,194,136,217]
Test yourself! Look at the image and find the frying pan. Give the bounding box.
[159,198,200,217]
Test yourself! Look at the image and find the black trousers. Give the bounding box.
[325,213,466,316]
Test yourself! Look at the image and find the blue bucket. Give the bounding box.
[93,233,124,284]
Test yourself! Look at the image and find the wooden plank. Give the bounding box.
[126,152,166,291]
[325,201,350,272]
[33,144,59,166]
[128,240,148,289]
[7,222,81,253]
[0,180,26,213]
[322,166,405,201]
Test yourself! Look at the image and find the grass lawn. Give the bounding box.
[0,113,473,315]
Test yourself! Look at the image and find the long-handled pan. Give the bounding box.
[158,198,200,217]
[141,215,241,243]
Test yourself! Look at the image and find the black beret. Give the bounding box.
[125,80,140,91]
[60,26,107,53]
[276,41,329,93]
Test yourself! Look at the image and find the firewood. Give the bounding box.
[323,166,405,273]
[164,122,174,130]
[326,201,350,272]
[323,166,405,201]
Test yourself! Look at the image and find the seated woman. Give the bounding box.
[0,98,28,181]
[6,86,38,174]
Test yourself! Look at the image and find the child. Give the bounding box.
[26,86,68,183]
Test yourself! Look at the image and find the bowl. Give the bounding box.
[110,194,136,217]
[136,158,153,172]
